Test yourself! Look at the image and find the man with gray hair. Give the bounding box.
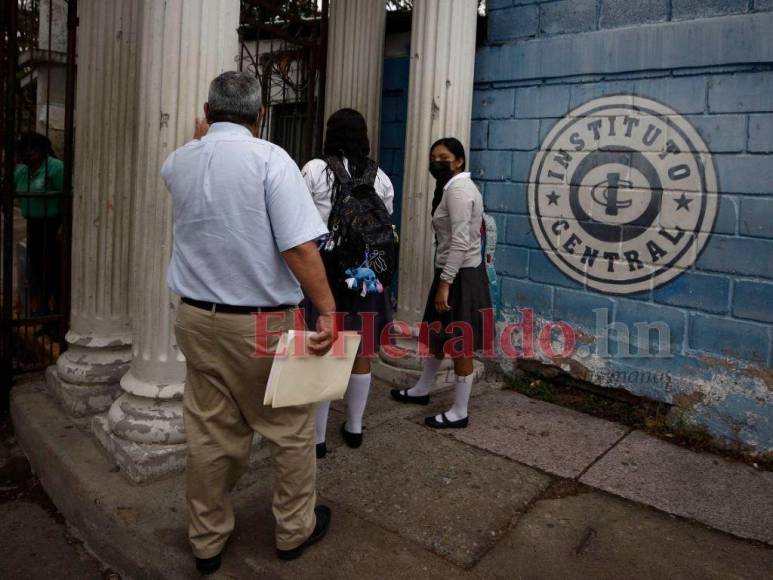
[162,71,335,574]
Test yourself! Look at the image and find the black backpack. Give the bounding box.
[321,155,398,291]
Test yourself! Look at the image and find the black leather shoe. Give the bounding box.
[316,442,327,459]
[341,422,363,448]
[424,412,469,429]
[277,505,331,561]
[195,554,221,575]
[390,388,430,405]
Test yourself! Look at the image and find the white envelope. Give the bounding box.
[263,330,361,408]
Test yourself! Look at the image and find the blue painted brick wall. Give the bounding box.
[652,271,730,314]
[484,0,771,42]
[599,0,669,28]
[689,314,770,363]
[489,4,539,43]
[672,0,749,20]
[488,119,540,150]
[733,281,773,324]
[739,198,773,239]
[501,278,554,318]
[539,0,597,36]
[477,0,773,452]
[554,289,614,333]
[748,114,773,152]
[473,89,515,119]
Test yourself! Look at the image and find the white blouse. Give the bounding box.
[432,172,483,284]
[301,157,395,225]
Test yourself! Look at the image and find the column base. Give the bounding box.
[107,393,186,445]
[92,415,265,484]
[92,414,187,483]
[45,366,123,417]
[56,334,132,385]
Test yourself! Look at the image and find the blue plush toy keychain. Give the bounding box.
[345,251,384,297]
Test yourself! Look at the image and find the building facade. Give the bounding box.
[37,0,773,484]
[474,0,773,452]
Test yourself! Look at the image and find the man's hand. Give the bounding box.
[308,312,337,356]
[194,117,210,140]
[434,281,451,312]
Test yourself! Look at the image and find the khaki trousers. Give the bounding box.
[174,302,316,558]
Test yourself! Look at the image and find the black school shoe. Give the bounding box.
[390,388,430,405]
[195,553,221,575]
[277,505,332,561]
[316,442,327,459]
[341,422,363,448]
[424,412,469,429]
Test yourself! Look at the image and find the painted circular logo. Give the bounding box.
[528,95,718,295]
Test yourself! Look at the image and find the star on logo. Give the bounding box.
[546,191,560,206]
[674,192,692,211]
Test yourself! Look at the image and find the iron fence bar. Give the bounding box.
[315,0,328,158]
[44,0,52,178]
[1,0,19,408]
[60,0,77,342]
[302,45,314,164]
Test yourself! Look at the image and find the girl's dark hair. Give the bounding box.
[18,132,57,159]
[323,108,370,178]
[429,137,466,171]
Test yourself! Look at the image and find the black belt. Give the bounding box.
[181,297,295,314]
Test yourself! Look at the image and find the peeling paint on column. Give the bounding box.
[107,394,185,445]
[47,0,137,417]
[95,0,241,480]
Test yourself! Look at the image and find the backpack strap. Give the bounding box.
[323,155,352,186]
[323,155,378,188]
[361,158,378,187]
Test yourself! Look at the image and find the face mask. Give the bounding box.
[429,160,454,181]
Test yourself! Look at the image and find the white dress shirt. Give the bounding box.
[162,122,327,306]
[301,157,394,224]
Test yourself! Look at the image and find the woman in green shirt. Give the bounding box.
[14,132,64,319]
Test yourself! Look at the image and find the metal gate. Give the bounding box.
[238,0,328,166]
[0,0,77,405]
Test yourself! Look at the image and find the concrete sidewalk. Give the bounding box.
[9,377,773,579]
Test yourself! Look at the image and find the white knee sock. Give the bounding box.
[437,373,473,422]
[315,400,331,444]
[345,373,371,434]
[406,357,442,396]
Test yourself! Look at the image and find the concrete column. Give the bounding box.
[396,0,477,324]
[93,0,240,483]
[374,0,479,387]
[324,0,386,157]
[47,0,138,416]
